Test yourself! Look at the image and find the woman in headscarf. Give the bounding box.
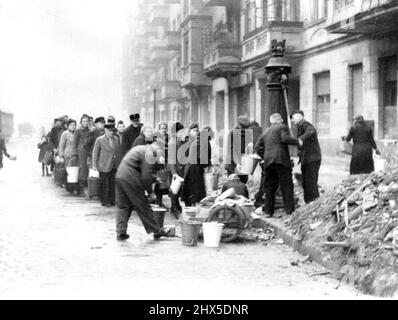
[344,115,380,175]
[181,124,212,206]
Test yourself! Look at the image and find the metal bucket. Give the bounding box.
[66,166,79,183]
[54,166,66,186]
[170,176,184,195]
[180,221,202,246]
[152,207,167,228]
[204,173,219,192]
[88,177,101,198]
[240,155,260,175]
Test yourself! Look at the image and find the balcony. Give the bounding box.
[181,64,211,88]
[150,48,170,64]
[326,0,398,34]
[203,0,240,11]
[166,31,181,51]
[241,21,303,64]
[149,4,169,25]
[203,41,241,77]
[160,81,182,100]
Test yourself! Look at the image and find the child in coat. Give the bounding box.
[38,136,51,176]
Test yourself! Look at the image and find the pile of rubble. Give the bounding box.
[286,170,398,297]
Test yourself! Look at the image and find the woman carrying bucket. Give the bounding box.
[168,122,185,219]
[59,119,78,195]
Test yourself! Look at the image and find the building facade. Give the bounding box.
[123,0,398,155]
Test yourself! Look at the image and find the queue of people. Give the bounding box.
[36,110,381,242]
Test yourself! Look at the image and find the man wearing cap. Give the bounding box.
[121,113,142,157]
[291,110,322,204]
[255,113,299,217]
[225,115,254,184]
[92,122,122,207]
[115,138,172,241]
[84,117,105,166]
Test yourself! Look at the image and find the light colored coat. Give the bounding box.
[59,130,75,160]
[92,135,121,173]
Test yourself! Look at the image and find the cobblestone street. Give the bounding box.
[0,138,366,299]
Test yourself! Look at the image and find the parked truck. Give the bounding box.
[0,110,14,142]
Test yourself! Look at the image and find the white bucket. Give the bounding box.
[204,173,219,192]
[170,176,184,195]
[374,156,387,172]
[203,222,224,248]
[240,154,261,175]
[66,166,80,183]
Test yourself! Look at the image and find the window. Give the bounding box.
[335,0,354,11]
[247,1,256,32]
[315,72,331,137]
[183,35,189,66]
[311,0,327,21]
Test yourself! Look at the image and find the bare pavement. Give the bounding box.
[0,137,368,299]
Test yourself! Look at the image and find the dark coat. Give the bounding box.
[92,135,122,173]
[121,124,142,157]
[255,123,298,169]
[222,180,249,198]
[0,138,10,169]
[84,128,105,155]
[116,145,158,194]
[73,126,91,155]
[346,123,378,175]
[181,137,212,204]
[49,126,64,149]
[225,125,256,174]
[296,120,322,165]
[38,141,51,163]
[132,133,151,148]
[168,138,185,177]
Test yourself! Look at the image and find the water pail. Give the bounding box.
[66,166,80,183]
[152,207,167,228]
[204,173,219,192]
[240,154,261,175]
[374,156,387,172]
[88,177,101,198]
[203,222,224,248]
[183,207,197,220]
[180,221,202,246]
[54,166,66,186]
[170,176,184,195]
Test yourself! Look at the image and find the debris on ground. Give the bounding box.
[239,227,276,244]
[285,169,398,297]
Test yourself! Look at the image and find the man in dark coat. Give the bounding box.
[84,117,105,167]
[291,111,322,204]
[225,115,254,184]
[0,130,11,170]
[344,115,380,175]
[180,124,212,207]
[133,126,154,147]
[72,114,91,195]
[115,140,171,241]
[120,113,142,157]
[255,113,299,217]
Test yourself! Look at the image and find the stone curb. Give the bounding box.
[254,217,343,277]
